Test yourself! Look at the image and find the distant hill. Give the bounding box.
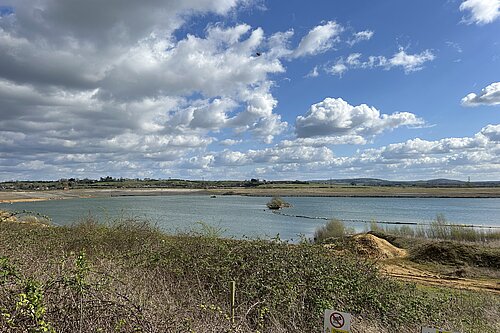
[309,178,500,187]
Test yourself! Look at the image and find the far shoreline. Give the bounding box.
[1,186,500,203]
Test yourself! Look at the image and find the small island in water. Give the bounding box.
[266,196,292,210]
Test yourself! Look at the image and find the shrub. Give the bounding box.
[314,219,352,243]
[1,217,499,332]
[266,196,291,210]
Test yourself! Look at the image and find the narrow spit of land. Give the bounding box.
[1,185,500,203]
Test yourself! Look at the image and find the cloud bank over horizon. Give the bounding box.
[0,1,499,181]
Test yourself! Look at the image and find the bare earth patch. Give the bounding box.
[325,233,407,260]
[356,234,500,295]
[326,233,500,295]
[381,261,500,295]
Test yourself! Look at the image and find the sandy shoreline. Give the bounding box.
[0,188,210,203]
[1,186,500,203]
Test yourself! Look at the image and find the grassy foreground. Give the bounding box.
[0,218,499,333]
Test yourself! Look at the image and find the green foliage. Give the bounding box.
[63,251,90,294]
[0,217,499,332]
[314,219,353,242]
[266,196,291,209]
[15,279,55,333]
[0,258,55,333]
[368,220,384,233]
[0,256,18,284]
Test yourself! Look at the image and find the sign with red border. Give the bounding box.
[324,310,351,333]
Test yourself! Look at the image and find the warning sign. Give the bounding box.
[324,310,351,333]
[421,327,461,333]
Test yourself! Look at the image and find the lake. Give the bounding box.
[1,195,499,240]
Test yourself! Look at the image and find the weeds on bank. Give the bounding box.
[313,219,355,243]
[0,218,499,332]
[368,214,500,243]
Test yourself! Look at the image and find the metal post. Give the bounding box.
[230,280,236,324]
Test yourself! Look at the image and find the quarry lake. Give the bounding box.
[2,195,499,240]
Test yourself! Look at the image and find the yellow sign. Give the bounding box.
[331,329,349,333]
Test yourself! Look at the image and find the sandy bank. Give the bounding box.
[0,188,209,203]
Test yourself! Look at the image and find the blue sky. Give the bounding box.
[0,0,499,181]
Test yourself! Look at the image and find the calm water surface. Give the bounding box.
[1,196,499,240]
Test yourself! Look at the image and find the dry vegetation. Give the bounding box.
[210,185,500,198]
[0,214,499,332]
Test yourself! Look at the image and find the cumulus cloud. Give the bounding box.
[461,82,500,106]
[480,124,500,141]
[0,1,296,181]
[326,62,348,77]
[459,0,500,24]
[352,125,500,177]
[212,146,335,167]
[388,49,436,73]
[292,21,343,58]
[0,1,493,182]
[327,48,435,76]
[201,124,500,180]
[295,97,425,139]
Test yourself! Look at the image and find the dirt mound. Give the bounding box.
[0,210,18,223]
[411,241,500,269]
[350,234,407,259]
[325,233,407,260]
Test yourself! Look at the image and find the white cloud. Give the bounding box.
[227,124,499,180]
[350,125,500,177]
[281,135,368,147]
[347,30,374,46]
[326,61,348,77]
[215,150,249,165]
[180,155,215,170]
[0,1,301,180]
[0,20,290,168]
[326,48,435,76]
[480,124,500,141]
[191,124,500,180]
[0,1,495,182]
[292,21,343,58]
[219,139,242,146]
[295,97,425,139]
[306,66,319,78]
[388,49,436,73]
[459,0,500,24]
[213,146,336,166]
[461,82,500,106]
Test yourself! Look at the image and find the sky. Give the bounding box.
[0,0,499,181]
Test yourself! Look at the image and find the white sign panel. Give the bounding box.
[422,327,461,333]
[324,310,351,333]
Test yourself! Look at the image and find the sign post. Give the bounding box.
[324,310,351,333]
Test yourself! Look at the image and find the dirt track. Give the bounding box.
[327,233,500,295]
[381,261,500,295]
